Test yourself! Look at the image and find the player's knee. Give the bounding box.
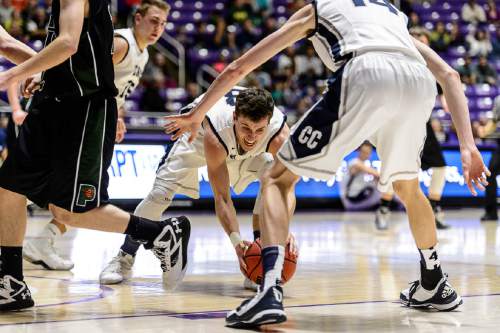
[147,186,174,205]
[49,204,78,226]
[393,179,421,203]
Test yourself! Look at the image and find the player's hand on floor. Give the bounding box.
[115,117,127,143]
[235,240,252,270]
[164,111,203,142]
[461,145,490,196]
[287,233,299,257]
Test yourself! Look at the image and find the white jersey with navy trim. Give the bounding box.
[114,28,149,109]
[308,0,425,72]
[155,86,286,198]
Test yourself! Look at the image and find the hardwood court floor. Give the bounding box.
[1,209,499,332]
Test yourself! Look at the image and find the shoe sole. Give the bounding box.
[400,296,463,311]
[226,310,287,328]
[0,300,35,311]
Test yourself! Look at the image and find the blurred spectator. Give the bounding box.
[430,118,447,144]
[226,0,254,25]
[456,56,477,84]
[213,54,228,73]
[142,52,167,82]
[408,12,422,29]
[449,22,465,48]
[467,29,492,57]
[25,6,48,40]
[0,0,14,25]
[461,0,486,24]
[11,0,28,12]
[295,45,324,77]
[429,22,451,52]
[254,66,272,89]
[236,19,259,49]
[485,0,498,21]
[492,28,500,56]
[277,46,295,74]
[261,16,277,37]
[475,56,497,85]
[185,82,199,104]
[140,74,166,112]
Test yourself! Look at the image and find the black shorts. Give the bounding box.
[420,121,446,170]
[0,94,117,213]
[6,115,19,152]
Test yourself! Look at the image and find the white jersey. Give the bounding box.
[113,28,149,109]
[156,86,286,198]
[309,0,425,72]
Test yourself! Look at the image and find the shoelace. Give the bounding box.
[407,280,420,306]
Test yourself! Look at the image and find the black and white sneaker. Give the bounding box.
[226,285,287,328]
[149,216,191,291]
[400,275,462,311]
[0,275,34,311]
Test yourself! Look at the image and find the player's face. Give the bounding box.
[359,145,372,160]
[135,6,169,45]
[233,115,270,152]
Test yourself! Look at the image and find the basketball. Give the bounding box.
[240,239,298,285]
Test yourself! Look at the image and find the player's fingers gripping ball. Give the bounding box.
[240,238,298,285]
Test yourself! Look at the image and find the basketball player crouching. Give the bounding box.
[100,87,297,290]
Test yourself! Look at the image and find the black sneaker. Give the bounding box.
[480,213,498,222]
[400,275,462,311]
[149,216,191,291]
[0,275,34,311]
[433,206,450,229]
[226,285,287,328]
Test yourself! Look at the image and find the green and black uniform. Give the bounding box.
[0,0,118,213]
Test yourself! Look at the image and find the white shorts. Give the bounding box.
[278,52,437,192]
[154,134,273,201]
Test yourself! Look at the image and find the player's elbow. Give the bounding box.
[439,68,460,86]
[225,60,249,81]
[59,35,79,56]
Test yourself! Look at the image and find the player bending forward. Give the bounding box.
[100,86,296,290]
[166,0,489,328]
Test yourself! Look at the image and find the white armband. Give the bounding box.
[229,232,242,247]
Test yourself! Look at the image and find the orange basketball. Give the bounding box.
[240,239,298,285]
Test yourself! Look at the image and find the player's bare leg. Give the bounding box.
[394,178,462,311]
[226,160,298,328]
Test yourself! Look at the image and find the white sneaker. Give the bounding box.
[243,277,259,291]
[23,239,74,270]
[375,207,390,230]
[99,250,135,285]
[400,275,463,311]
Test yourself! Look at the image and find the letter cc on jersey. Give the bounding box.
[298,126,322,149]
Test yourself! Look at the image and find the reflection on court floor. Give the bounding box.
[1,209,499,332]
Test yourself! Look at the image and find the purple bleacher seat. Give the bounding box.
[446,46,467,57]
[473,84,498,98]
[476,97,494,111]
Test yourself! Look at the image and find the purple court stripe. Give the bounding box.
[1,292,499,327]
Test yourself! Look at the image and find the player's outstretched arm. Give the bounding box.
[0,0,86,90]
[0,26,36,64]
[412,37,489,195]
[204,120,251,267]
[165,4,315,142]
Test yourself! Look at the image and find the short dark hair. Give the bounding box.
[235,88,274,122]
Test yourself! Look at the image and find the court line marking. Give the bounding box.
[1,292,499,327]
